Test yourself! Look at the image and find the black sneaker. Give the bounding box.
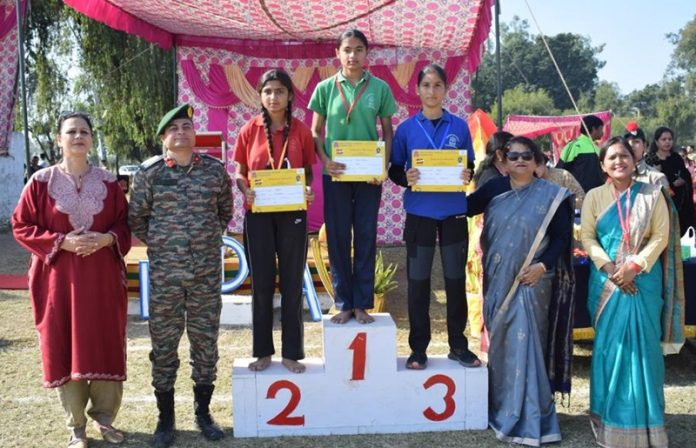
[448,348,481,368]
[406,352,428,370]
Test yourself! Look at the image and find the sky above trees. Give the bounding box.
[498,0,695,93]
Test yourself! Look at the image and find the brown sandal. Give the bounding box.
[93,421,124,444]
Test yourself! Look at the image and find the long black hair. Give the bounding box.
[648,126,674,154]
[257,69,294,166]
[473,131,513,184]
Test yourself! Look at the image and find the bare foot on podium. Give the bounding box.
[282,358,306,373]
[248,356,272,371]
[354,309,375,324]
[330,309,353,324]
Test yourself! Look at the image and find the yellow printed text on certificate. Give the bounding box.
[250,168,306,213]
[331,140,386,182]
[412,149,467,192]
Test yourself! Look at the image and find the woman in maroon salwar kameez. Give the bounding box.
[12,112,131,448]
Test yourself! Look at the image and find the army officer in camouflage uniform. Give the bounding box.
[129,104,233,447]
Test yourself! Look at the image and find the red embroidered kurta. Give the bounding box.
[12,166,131,388]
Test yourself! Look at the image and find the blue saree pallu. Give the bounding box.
[588,181,683,448]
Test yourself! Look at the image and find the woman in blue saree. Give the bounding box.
[468,136,576,446]
[581,136,684,448]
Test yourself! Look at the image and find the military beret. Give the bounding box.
[156,104,194,137]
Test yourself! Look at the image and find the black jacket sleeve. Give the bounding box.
[466,176,510,216]
[536,198,572,270]
[388,164,409,188]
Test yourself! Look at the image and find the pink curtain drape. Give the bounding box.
[182,57,465,114]
[0,3,20,40]
[181,59,239,107]
[0,1,25,153]
[181,55,468,233]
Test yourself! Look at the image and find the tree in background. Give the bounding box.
[20,2,175,163]
[69,11,175,161]
[665,15,696,143]
[472,18,604,113]
[531,32,605,111]
[473,14,696,147]
[490,85,558,120]
[22,0,68,160]
[586,81,624,115]
[615,17,696,145]
[623,84,661,119]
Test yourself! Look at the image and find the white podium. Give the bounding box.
[232,314,488,437]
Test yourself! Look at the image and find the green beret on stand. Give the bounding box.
[156,104,194,137]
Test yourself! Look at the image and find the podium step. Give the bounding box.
[232,314,488,437]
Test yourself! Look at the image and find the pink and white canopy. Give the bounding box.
[503,111,613,156]
[63,0,495,242]
[64,0,493,71]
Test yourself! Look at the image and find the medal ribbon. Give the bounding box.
[335,74,370,124]
[266,131,289,170]
[415,116,451,150]
[613,186,632,254]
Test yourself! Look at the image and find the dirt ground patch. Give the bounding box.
[0,231,29,275]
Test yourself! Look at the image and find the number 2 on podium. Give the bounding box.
[266,380,305,426]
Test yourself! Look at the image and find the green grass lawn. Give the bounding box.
[1,245,695,447]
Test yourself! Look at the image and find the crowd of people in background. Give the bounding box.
[23,153,50,182]
[10,27,694,448]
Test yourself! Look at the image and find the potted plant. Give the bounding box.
[370,251,398,313]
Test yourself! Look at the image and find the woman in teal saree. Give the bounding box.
[581,136,685,448]
[468,137,576,446]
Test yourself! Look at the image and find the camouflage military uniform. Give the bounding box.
[129,153,233,392]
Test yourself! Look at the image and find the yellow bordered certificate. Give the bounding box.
[250,168,306,213]
[331,140,386,182]
[411,149,467,192]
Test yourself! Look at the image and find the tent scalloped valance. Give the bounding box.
[177,44,474,241]
[503,111,613,156]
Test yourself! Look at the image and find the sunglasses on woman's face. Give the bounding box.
[506,151,534,162]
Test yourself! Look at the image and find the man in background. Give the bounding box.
[557,115,605,192]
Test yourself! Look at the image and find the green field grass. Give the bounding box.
[1,245,695,447]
